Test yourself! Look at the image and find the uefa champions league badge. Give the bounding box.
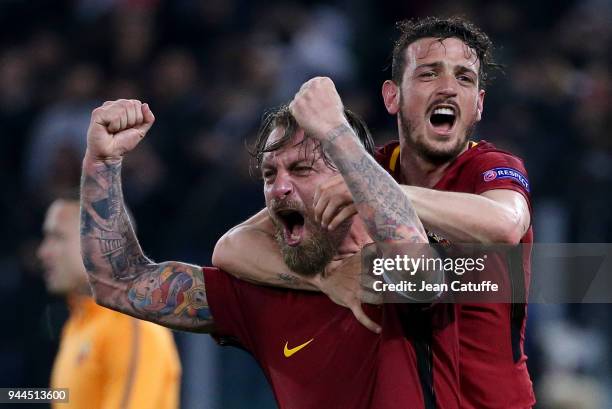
[482,167,530,192]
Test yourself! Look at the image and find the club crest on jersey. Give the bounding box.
[482,167,530,192]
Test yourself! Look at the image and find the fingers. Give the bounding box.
[289,77,346,140]
[360,291,383,305]
[138,103,156,134]
[314,190,330,223]
[350,303,381,334]
[94,99,153,134]
[125,100,140,128]
[313,175,355,228]
[328,204,358,230]
[320,197,348,228]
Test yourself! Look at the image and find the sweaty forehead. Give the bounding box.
[405,37,480,70]
[262,127,314,164]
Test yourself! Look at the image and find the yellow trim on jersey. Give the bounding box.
[389,145,401,172]
[389,140,477,173]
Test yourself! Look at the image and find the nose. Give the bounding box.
[434,74,458,98]
[37,239,50,263]
[270,171,294,200]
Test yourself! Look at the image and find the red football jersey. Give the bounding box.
[375,140,535,409]
[204,267,460,409]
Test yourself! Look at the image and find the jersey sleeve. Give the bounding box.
[469,151,532,214]
[202,267,256,351]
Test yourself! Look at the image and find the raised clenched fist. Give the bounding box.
[289,77,349,142]
[86,99,155,161]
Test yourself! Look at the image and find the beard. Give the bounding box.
[270,199,351,277]
[398,104,476,166]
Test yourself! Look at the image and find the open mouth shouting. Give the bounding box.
[275,207,306,247]
[428,103,458,135]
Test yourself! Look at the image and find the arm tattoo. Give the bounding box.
[326,124,352,144]
[127,262,212,331]
[80,158,212,331]
[80,161,148,280]
[278,272,304,286]
[322,125,425,243]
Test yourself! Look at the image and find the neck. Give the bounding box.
[398,139,468,188]
[334,217,372,260]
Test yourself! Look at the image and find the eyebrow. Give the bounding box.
[415,61,478,76]
[455,65,478,76]
[260,160,275,170]
[415,62,443,71]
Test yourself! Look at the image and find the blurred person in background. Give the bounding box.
[213,16,535,409]
[37,198,181,409]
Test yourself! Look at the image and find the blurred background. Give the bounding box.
[0,0,611,408]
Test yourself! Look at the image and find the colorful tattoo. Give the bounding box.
[80,157,212,331]
[128,263,212,323]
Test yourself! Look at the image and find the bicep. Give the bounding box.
[121,261,214,333]
[212,208,277,273]
[481,189,531,236]
[212,212,317,290]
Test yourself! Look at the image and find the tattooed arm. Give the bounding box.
[80,99,213,332]
[289,77,427,244]
[290,78,444,300]
[213,211,383,333]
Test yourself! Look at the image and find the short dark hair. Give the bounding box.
[391,16,502,89]
[251,104,375,172]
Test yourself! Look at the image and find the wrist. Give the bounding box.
[84,149,123,166]
[320,123,359,157]
[320,122,354,148]
[322,121,351,141]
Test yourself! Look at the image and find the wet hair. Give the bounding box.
[391,16,503,89]
[251,104,376,172]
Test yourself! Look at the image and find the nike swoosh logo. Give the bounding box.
[283,338,314,358]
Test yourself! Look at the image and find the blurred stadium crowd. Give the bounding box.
[0,0,611,408]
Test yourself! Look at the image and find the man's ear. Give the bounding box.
[382,80,400,115]
[476,89,485,122]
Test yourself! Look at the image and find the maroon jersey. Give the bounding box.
[376,141,535,409]
[204,267,460,409]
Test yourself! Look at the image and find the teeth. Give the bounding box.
[433,107,455,116]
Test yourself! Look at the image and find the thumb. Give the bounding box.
[350,303,381,334]
[113,128,148,155]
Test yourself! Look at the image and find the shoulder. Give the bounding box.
[467,142,532,196]
[468,141,527,169]
[374,140,400,167]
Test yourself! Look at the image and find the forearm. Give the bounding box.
[80,154,212,332]
[212,215,318,291]
[401,186,526,244]
[80,153,149,282]
[322,125,427,243]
